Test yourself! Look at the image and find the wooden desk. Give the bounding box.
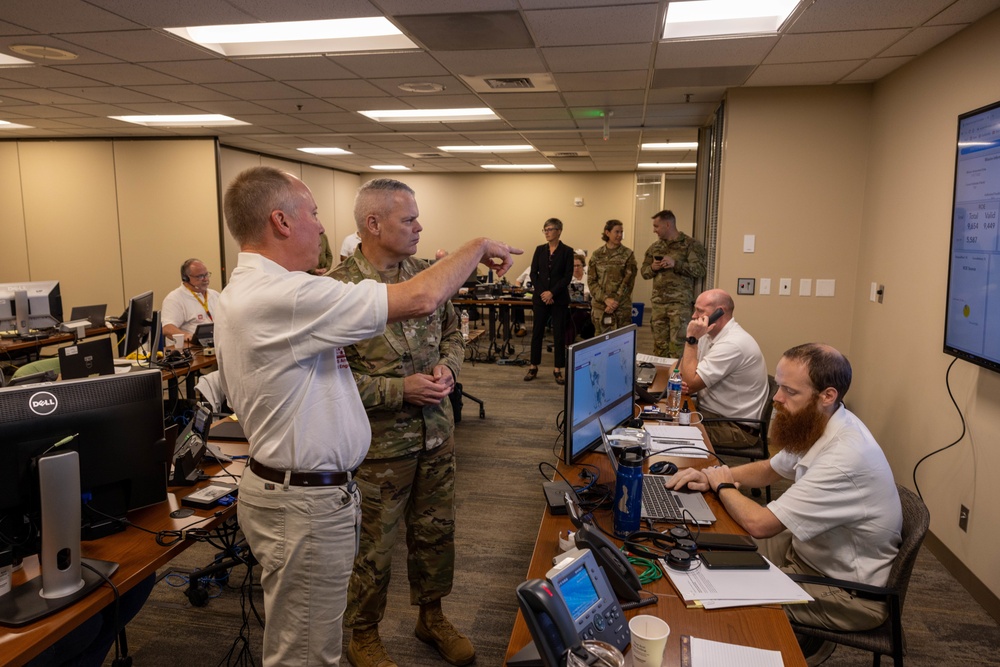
[0,444,246,666]
[503,447,806,666]
[0,325,124,364]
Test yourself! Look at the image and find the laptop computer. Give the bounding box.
[192,322,214,347]
[58,338,116,380]
[69,304,107,329]
[599,417,716,525]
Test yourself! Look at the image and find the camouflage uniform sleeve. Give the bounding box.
[616,249,638,301]
[640,245,658,280]
[676,238,707,278]
[348,350,407,413]
[587,251,603,302]
[436,299,465,381]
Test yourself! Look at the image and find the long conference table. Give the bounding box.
[504,400,806,666]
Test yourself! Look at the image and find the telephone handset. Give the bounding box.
[707,307,724,326]
[565,493,642,602]
[511,548,631,667]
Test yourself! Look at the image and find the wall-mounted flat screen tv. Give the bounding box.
[944,99,1000,373]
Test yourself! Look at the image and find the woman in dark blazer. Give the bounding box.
[525,217,575,384]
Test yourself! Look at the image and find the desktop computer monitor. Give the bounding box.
[0,369,168,562]
[563,324,637,465]
[0,281,63,332]
[118,290,154,358]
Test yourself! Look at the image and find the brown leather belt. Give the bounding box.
[249,458,352,487]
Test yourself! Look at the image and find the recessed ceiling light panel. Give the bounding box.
[110,114,249,127]
[480,164,556,170]
[641,142,699,150]
[0,120,33,129]
[638,162,697,169]
[663,0,801,40]
[438,145,533,153]
[359,108,499,123]
[370,165,411,171]
[298,147,353,155]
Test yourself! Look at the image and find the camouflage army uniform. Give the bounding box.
[588,244,638,334]
[330,252,465,630]
[641,233,707,357]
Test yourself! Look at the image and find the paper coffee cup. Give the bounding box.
[628,615,670,667]
[172,333,186,349]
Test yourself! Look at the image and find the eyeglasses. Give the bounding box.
[190,272,212,280]
[542,227,558,233]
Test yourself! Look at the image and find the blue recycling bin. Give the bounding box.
[631,302,644,326]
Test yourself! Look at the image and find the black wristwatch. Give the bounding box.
[685,336,699,345]
[714,482,738,498]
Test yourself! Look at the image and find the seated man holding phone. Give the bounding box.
[678,289,769,448]
[668,343,902,664]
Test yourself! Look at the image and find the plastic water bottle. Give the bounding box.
[460,310,470,340]
[613,447,644,538]
[665,369,683,419]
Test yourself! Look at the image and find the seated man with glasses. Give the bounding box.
[162,257,220,342]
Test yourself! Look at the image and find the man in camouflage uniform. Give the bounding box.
[641,210,707,358]
[588,219,638,334]
[331,179,474,667]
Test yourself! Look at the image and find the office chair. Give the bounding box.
[11,357,62,380]
[700,375,778,501]
[788,484,930,667]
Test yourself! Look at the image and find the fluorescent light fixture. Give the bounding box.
[298,147,353,156]
[480,164,556,170]
[370,165,411,171]
[0,120,33,129]
[438,144,534,153]
[166,17,418,57]
[638,162,698,169]
[663,0,801,40]
[641,142,699,150]
[110,114,249,127]
[359,108,498,123]
[0,53,34,66]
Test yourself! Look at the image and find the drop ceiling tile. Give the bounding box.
[232,56,359,81]
[563,91,645,107]
[789,0,952,32]
[432,49,546,75]
[765,29,909,64]
[287,79,388,98]
[368,76,468,96]
[500,108,573,120]
[543,44,653,72]
[115,101,213,114]
[2,88,93,104]
[525,5,660,46]
[646,88,726,104]
[1,0,141,32]
[56,63,187,86]
[0,35,124,64]
[331,52,449,78]
[928,0,1000,24]
[205,80,330,100]
[255,100,348,115]
[655,36,778,69]
[840,57,913,81]
[393,12,533,51]
[746,60,867,86]
[377,0,515,14]
[554,70,647,91]
[59,29,214,62]
[880,25,965,56]
[502,118,578,130]
[58,86,173,104]
[0,67,103,87]
[479,92,566,108]
[652,66,754,88]
[121,84,234,102]
[187,100,280,115]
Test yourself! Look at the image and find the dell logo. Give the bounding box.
[29,391,59,416]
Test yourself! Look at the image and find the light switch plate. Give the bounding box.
[799,278,812,296]
[816,279,835,297]
[743,235,755,253]
[760,278,771,295]
[737,278,755,295]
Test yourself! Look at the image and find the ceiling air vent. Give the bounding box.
[543,151,590,158]
[404,152,448,159]
[484,77,534,89]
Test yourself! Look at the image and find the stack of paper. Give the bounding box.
[636,352,676,366]
[663,556,813,609]
[680,636,784,667]
[645,424,709,459]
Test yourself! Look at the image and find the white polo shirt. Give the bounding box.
[161,284,220,334]
[215,252,388,472]
[695,319,768,420]
[340,232,361,258]
[768,405,903,586]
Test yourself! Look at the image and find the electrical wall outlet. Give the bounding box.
[760,278,771,295]
[779,278,792,296]
[960,505,970,532]
[737,278,755,295]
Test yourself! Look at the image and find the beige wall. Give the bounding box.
[718,86,872,367]
[848,9,1000,599]
[0,142,29,282]
[357,172,636,280]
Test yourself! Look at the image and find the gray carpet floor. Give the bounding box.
[105,325,1000,666]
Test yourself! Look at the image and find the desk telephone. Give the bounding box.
[513,548,631,667]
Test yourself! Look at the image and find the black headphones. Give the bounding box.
[649,461,678,475]
[623,527,698,568]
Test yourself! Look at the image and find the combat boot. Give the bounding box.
[347,626,397,667]
[415,600,476,666]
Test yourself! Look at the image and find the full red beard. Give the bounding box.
[771,393,829,456]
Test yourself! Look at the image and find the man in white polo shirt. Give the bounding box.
[678,289,769,448]
[216,166,518,667]
[161,258,220,342]
[668,343,903,665]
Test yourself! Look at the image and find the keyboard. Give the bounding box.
[642,479,685,521]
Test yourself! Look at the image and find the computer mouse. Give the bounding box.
[649,461,678,475]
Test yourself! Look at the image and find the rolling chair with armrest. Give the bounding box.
[11,357,62,381]
[700,374,778,501]
[787,484,929,667]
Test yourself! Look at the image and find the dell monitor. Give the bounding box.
[118,290,154,358]
[0,281,63,333]
[0,369,168,563]
[564,324,637,465]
